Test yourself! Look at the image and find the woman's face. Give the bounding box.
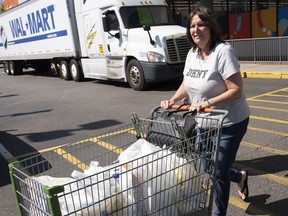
[190,15,211,50]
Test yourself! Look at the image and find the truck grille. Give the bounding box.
[165,36,191,64]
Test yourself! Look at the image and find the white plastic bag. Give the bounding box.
[167,154,205,215]
[29,176,75,216]
[69,161,135,216]
[118,139,179,216]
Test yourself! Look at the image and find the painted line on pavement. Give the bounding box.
[250,115,288,124]
[233,163,288,186]
[249,105,288,113]
[248,126,287,137]
[249,98,288,105]
[247,87,288,100]
[229,196,280,216]
[54,148,89,171]
[241,141,288,155]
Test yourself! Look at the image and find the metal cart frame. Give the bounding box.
[9,108,227,216]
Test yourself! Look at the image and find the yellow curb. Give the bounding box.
[282,73,288,79]
[241,72,288,79]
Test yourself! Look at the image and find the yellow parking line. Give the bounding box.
[50,129,138,168]
[248,98,288,105]
[249,105,288,113]
[247,87,288,100]
[229,196,278,216]
[233,163,288,186]
[268,93,288,98]
[54,148,89,171]
[241,141,287,155]
[88,137,123,155]
[13,128,136,160]
[250,115,288,124]
[248,126,287,137]
[237,140,288,186]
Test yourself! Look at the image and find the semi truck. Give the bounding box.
[0,0,190,90]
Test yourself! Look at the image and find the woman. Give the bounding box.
[160,6,250,216]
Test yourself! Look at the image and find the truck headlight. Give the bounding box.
[147,51,165,62]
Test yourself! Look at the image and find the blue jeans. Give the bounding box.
[213,118,249,215]
[197,117,249,216]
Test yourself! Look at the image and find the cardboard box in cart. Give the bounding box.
[0,0,190,90]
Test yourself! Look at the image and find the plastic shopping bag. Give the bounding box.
[118,139,179,216]
[69,161,135,216]
[29,176,74,216]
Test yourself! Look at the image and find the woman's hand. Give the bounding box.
[189,100,210,112]
[160,99,174,110]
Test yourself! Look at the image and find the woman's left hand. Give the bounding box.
[189,100,210,112]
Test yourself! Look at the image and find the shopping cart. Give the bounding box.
[9,106,228,216]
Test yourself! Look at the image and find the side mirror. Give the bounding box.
[102,16,111,32]
[102,10,120,39]
[143,25,155,45]
[143,25,151,31]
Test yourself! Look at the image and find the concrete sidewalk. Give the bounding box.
[240,62,288,79]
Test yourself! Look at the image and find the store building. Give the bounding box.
[2,0,288,40]
[167,0,288,39]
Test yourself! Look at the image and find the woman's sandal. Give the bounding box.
[238,170,249,201]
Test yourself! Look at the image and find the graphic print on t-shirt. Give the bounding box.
[186,69,208,78]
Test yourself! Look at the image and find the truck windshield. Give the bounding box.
[120,6,176,29]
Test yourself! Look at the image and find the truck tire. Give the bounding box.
[9,61,23,76]
[51,62,59,75]
[4,61,11,75]
[60,60,72,80]
[126,59,147,91]
[70,59,84,82]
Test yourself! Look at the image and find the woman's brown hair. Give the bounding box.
[186,6,224,52]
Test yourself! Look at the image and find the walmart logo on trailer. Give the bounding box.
[7,4,67,45]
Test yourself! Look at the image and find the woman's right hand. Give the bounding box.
[160,99,174,110]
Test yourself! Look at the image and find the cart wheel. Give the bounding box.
[70,59,84,82]
[60,60,72,80]
[126,59,148,91]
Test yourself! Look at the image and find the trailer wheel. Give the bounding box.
[70,59,84,82]
[60,60,72,80]
[4,61,11,75]
[126,59,147,91]
[9,61,23,76]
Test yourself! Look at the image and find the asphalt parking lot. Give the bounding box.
[0,66,287,216]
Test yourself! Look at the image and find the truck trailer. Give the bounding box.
[0,0,190,90]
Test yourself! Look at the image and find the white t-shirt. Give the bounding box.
[183,42,250,127]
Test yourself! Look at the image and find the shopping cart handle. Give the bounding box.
[171,104,212,113]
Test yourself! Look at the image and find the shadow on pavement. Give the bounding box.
[0,119,123,187]
[0,131,51,187]
[91,79,182,91]
[15,119,123,142]
[236,155,288,176]
[0,109,52,118]
[245,194,288,216]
